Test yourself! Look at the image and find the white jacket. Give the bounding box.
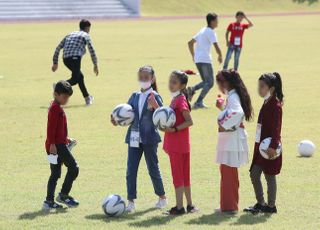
[216,90,249,168]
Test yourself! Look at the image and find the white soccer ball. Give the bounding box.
[102,194,126,217]
[152,106,176,129]
[259,137,282,160]
[112,104,134,126]
[298,140,316,157]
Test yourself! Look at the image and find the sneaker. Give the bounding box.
[187,204,199,213]
[43,200,63,210]
[155,198,168,209]
[166,206,186,215]
[192,102,209,110]
[126,201,135,212]
[186,87,196,102]
[262,205,277,214]
[67,138,77,151]
[243,203,266,214]
[56,193,79,208]
[85,95,94,106]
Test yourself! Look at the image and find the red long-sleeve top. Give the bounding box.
[250,96,283,175]
[45,101,68,153]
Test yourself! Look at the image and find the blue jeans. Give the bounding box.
[223,45,242,70]
[193,63,214,104]
[126,144,165,200]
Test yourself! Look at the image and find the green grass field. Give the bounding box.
[0,7,320,230]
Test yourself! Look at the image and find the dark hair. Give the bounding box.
[171,70,191,110]
[79,19,91,30]
[259,72,284,103]
[236,11,245,17]
[54,80,73,96]
[138,65,158,92]
[216,70,253,121]
[206,13,218,26]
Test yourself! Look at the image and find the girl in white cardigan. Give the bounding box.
[215,70,253,213]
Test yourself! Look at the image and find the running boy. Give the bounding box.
[223,11,253,70]
[187,13,223,109]
[51,19,99,106]
[43,81,80,209]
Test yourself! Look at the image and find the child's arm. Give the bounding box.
[163,110,193,133]
[47,109,58,154]
[267,104,282,158]
[52,37,66,72]
[218,97,243,131]
[244,14,254,28]
[225,30,230,47]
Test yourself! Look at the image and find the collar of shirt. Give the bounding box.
[138,88,153,118]
[228,89,236,95]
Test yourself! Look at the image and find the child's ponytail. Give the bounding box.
[273,72,284,103]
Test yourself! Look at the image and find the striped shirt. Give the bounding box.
[53,31,97,66]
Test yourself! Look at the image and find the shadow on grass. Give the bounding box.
[232,212,271,225]
[293,0,318,5]
[186,212,236,226]
[19,208,68,220]
[128,214,175,228]
[85,207,157,223]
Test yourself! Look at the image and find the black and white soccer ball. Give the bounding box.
[102,194,126,217]
[112,104,134,126]
[152,106,176,129]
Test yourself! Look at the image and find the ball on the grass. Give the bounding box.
[102,194,126,217]
[152,106,176,129]
[298,140,316,157]
[112,104,134,126]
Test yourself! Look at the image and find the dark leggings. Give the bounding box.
[63,56,89,98]
[46,144,79,201]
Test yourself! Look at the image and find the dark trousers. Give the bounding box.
[126,144,165,200]
[46,144,79,201]
[63,56,89,98]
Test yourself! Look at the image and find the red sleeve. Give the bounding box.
[242,24,249,29]
[177,97,190,113]
[227,23,232,31]
[270,103,282,149]
[47,106,59,145]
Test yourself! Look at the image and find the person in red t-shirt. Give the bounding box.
[162,71,199,215]
[43,80,80,210]
[223,11,253,70]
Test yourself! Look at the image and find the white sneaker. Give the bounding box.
[85,95,94,106]
[126,201,135,212]
[155,198,168,209]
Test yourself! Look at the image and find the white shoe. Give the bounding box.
[126,201,135,212]
[85,95,94,106]
[155,198,168,209]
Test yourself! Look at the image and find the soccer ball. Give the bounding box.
[152,106,176,129]
[259,137,282,160]
[298,140,316,157]
[102,194,126,217]
[112,104,134,126]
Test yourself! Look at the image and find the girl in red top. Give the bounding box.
[162,71,198,215]
[244,72,284,214]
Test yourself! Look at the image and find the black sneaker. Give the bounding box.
[262,205,277,214]
[243,203,266,214]
[166,206,186,215]
[186,87,195,102]
[187,205,199,213]
[43,200,63,210]
[56,193,79,208]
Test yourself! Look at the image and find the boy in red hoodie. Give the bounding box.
[43,80,79,209]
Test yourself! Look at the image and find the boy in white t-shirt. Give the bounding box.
[187,13,222,109]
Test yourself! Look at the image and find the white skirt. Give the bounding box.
[216,128,249,168]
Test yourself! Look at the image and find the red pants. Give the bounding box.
[220,164,239,211]
[168,152,190,188]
